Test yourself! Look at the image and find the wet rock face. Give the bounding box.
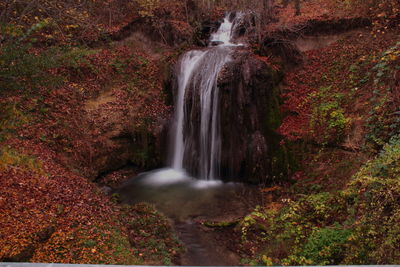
[218,49,279,183]
[171,48,282,183]
[198,21,222,46]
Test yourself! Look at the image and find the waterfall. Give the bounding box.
[171,51,206,171]
[169,12,242,180]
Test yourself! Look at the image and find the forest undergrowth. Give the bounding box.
[1,0,399,265]
[236,0,400,264]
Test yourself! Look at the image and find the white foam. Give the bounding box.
[210,12,245,47]
[142,168,190,186]
[191,179,223,189]
[139,168,226,189]
[210,16,235,46]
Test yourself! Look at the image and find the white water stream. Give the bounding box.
[170,12,243,180]
[210,14,237,46]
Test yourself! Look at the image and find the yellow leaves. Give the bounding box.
[347,235,354,241]
[65,25,79,29]
[262,255,274,266]
[136,0,160,17]
[0,147,43,174]
[0,104,25,134]
[0,151,16,168]
[388,54,398,61]
[358,55,367,62]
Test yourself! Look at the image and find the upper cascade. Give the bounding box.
[210,12,244,47]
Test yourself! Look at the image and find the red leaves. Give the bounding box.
[0,32,172,263]
[0,138,137,263]
[278,115,308,141]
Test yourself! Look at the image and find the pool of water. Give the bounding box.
[115,168,261,265]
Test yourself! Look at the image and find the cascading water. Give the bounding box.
[116,12,266,266]
[170,12,242,180]
[210,14,237,46]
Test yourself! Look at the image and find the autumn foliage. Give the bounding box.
[1,0,399,264]
[0,0,185,263]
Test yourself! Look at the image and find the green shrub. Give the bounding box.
[0,42,61,92]
[309,86,351,144]
[0,103,29,142]
[342,135,400,264]
[242,135,400,264]
[243,128,400,266]
[301,226,351,265]
[239,206,275,241]
[365,42,400,149]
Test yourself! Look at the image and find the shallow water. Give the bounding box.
[116,168,259,222]
[115,168,261,265]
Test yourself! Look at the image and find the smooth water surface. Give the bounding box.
[116,168,259,222]
[115,168,261,265]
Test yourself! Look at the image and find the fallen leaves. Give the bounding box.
[277,25,400,144]
[0,22,174,266]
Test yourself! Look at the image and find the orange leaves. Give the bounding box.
[261,185,282,193]
[0,26,174,261]
[0,137,143,264]
[278,115,309,141]
[254,54,271,64]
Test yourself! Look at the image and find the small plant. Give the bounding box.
[309,86,351,144]
[136,0,160,17]
[0,103,29,142]
[239,206,274,241]
[300,226,352,265]
[364,41,400,149]
[0,146,43,173]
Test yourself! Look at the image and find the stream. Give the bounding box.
[116,168,261,265]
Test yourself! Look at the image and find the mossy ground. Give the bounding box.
[236,2,400,264]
